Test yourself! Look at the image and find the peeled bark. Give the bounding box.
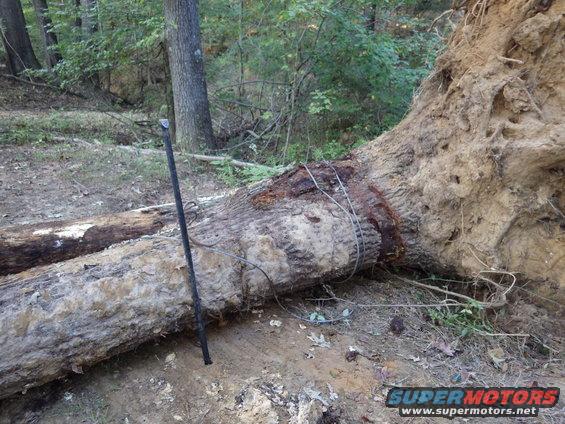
[0,205,177,276]
[0,0,41,75]
[0,0,563,399]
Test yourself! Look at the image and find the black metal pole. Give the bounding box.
[159,119,212,365]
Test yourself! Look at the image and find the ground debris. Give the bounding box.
[307,332,331,348]
[389,316,405,335]
[236,388,279,424]
[288,393,324,424]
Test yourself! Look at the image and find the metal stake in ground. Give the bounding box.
[159,119,212,365]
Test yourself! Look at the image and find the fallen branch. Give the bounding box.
[51,136,284,170]
[0,73,87,99]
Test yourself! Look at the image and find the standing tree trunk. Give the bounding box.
[73,0,82,36]
[80,0,99,87]
[363,3,378,32]
[80,0,97,38]
[31,0,62,68]
[164,0,217,151]
[162,41,177,144]
[0,0,563,400]
[0,0,41,75]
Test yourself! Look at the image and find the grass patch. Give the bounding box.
[0,111,145,146]
[211,159,288,186]
[427,301,494,337]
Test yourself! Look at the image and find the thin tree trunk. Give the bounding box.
[73,0,82,36]
[162,41,177,143]
[0,0,41,75]
[80,0,97,38]
[164,0,217,151]
[80,0,99,87]
[363,3,377,32]
[31,0,62,68]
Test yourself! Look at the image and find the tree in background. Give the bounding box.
[80,0,97,38]
[79,0,100,86]
[7,0,446,157]
[0,0,41,75]
[31,0,62,68]
[163,0,216,151]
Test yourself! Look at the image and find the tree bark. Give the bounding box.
[0,0,41,75]
[31,0,62,68]
[0,194,226,276]
[164,0,217,151]
[162,40,177,144]
[0,0,563,400]
[0,161,413,399]
[79,0,100,87]
[80,0,97,38]
[0,205,177,276]
[73,0,82,36]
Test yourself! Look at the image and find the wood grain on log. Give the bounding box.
[0,206,175,275]
[0,160,409,399]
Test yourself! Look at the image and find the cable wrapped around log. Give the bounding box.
[0,159,410,399]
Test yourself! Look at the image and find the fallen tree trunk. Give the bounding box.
[0,195,226,276]
[0,161,414,398]
[0,205,175,276]
[0,0,563,399]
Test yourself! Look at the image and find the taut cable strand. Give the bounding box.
[302,163,364,282]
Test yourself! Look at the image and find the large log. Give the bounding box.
[0,195,226,276]
[0,206,176,275]
[0,0,563,400]
[0,160,414,398]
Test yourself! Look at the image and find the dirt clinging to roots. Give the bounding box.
[358,0,564,300]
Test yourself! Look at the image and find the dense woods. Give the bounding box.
[0,0,41,74]
[1,0,446,159]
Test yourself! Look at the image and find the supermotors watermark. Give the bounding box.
[386,387,560,418]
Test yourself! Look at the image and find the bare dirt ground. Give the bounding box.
[0,142,225,227]
[0,81,563,423]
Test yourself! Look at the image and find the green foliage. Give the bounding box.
[312,140,350,161]
[0,112,130,145]
[202,0,445,164]
[427,301,493,337]
[212,159,288,186]
[0,127,50,146]
[21,0,165,87]
[212,159,240,186]
[18,0,449,173]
